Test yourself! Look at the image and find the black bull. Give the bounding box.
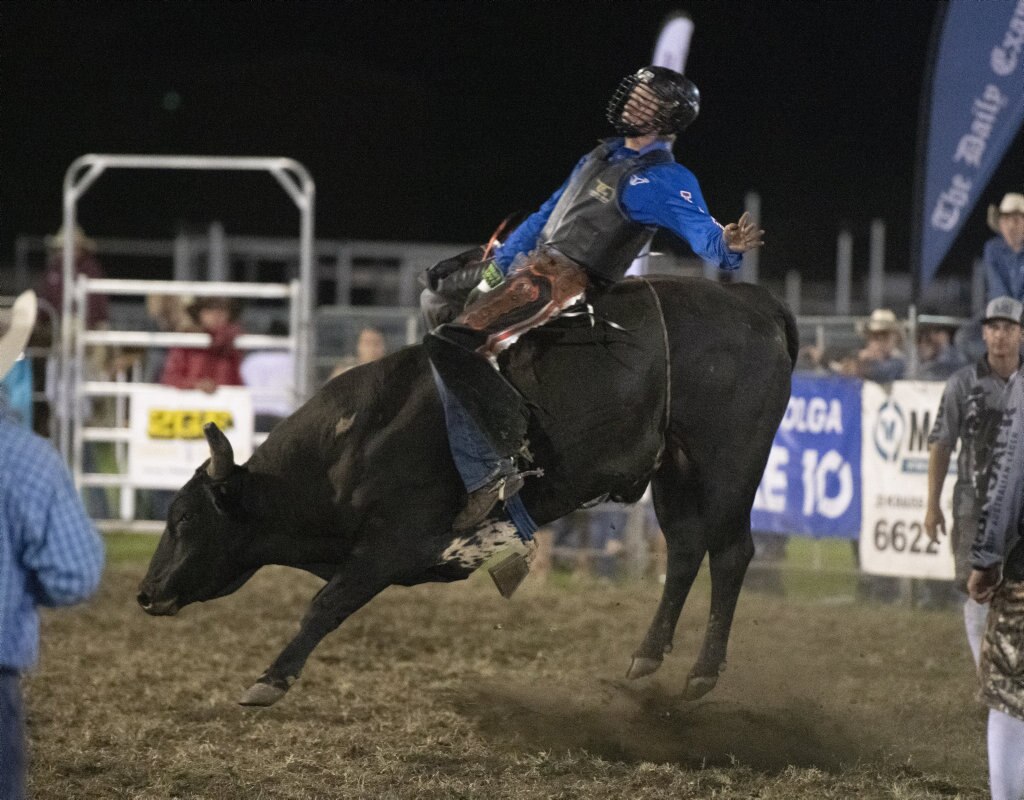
[138,276,797,708]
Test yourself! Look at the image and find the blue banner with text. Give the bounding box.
[751,374,862,539]
[917,0,1024,292]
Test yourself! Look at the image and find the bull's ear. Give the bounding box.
[204,422,235,480]
[203,470,248,517]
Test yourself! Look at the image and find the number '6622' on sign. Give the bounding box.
[147,410,234,440]
[872,519,940,555]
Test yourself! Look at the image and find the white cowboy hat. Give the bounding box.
[0,290,37,381]
[987,193,1024,233]
[44,224,97,252]
[857,308,901,335]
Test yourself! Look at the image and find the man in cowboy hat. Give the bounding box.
[0,290,104,800]
[853,308,907,383]
[35,224,109,333]
[985,192,1024,303]
[159,296,245,393]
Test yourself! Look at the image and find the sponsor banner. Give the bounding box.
[128,386,253,489]
[859,381,955,579]
[752,375,861,538]
[916,0,1024,293]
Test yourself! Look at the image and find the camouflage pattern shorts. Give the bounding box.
[978,579,1024,721]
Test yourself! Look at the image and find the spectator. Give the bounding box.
[0,290,105,800]
[140,294,195,384]
[984,192,1024,302]
[916,320,965,381]
[34,224,109,335]
[925,296,1023,658]
[330,326,387,379]
[240,320,295,433]
[969,308,1024,800]
[159,297,244,393]
[847,308,906,383]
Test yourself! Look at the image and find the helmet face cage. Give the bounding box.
[606,66,700,137]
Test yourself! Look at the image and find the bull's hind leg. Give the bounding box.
[682,520,754,700]
[627,451,706,680]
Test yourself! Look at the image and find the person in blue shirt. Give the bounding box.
[425,66,764,535]
[984,193,1024,303]
[0,290,104,800]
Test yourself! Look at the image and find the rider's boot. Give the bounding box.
[452,457,525,532]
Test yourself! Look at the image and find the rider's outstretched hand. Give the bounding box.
[722,211,765,253]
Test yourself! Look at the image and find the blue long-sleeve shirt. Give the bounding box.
[983,236,1024,302]
[494,139,742,273]
[0,403,104,670]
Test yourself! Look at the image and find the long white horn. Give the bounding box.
[0,290,37,382]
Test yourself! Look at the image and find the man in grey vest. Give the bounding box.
[926,295,1023,663]
[425,66,764,535]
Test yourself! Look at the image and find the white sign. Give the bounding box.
[128,386,254,489]
[859,381,956,579]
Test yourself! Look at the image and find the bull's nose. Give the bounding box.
[137,591,179,616]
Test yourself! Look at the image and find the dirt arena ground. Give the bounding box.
[25,553,989,799]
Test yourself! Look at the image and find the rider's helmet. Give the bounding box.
[605,66,700,137]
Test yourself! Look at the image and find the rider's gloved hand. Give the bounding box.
[467,260,504,305]
[425,246,485,291]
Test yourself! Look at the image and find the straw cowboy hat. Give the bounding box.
[858,308,902,336]
[0,290,37,381]
[45,224,97,252]
[185,296,244,325]
[987,193,1024,233]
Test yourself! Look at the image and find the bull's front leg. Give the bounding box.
[239,559,392,707]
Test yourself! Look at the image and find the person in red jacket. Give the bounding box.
[159,297,244,393]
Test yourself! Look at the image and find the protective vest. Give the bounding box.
[539,139,672,282]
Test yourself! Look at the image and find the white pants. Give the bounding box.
[989,709,1024,800]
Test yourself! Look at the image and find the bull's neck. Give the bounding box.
[246,531,350,568]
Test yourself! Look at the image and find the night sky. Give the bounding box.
[2,1,1019,289]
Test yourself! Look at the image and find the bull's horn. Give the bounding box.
[204,422,235,480]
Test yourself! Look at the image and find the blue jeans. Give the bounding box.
[429,364,509,492]
[0,669,25,800]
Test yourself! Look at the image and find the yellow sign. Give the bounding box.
[147,409,234,440]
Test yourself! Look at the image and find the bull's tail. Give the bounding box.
[776,301,799,369]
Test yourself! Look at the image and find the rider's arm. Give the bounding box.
[492,156,588,273]
[619,163,742,270]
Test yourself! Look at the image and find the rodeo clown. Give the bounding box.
[424,66,764,536]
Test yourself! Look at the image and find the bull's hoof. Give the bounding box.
[238,681,288,707]
[626,655,663,680]
[683,674,718,701]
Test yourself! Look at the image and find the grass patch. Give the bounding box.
[103,532,158,564]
